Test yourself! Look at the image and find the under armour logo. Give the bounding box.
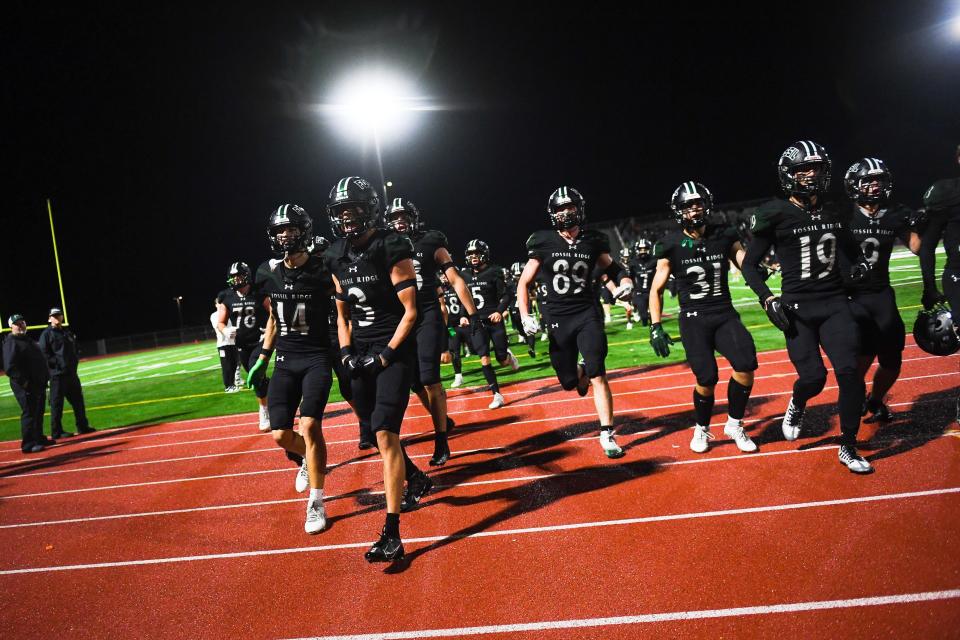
[868,218,881,225]
[551,323,559,328]
[686,311,698,317]
[284,283,293,290]
[276,355,285,362]
[952,274,960,283]
[809,214,822,221]
[348,266,358,273]
[790,303,799,310]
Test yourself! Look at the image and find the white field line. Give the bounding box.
[1,486,958,575]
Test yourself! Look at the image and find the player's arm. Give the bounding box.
[438,286,449,326]
[216,303,230,333]
[729,240,747,272]
[648,258,671,325]
[596,252,633,297]
[436,247,478,317]
[918,215,946,308]
[837,225,871,282]
[387,259,419,353]
[246,297,275,387]
[331,274,353,350]
[490,272,508,322]
[517,258,540,317]
[741,234,776,304]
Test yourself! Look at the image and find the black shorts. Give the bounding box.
[509,307,525,336]
[782,293,861,384]
[677,308,758,386]
[471,319,510,361]
[849,287,905,370]
[237,341,269,398]
[547,307,607,390]
[944,269,960,313]
[411,305,445,388]
[267,350,332,430]
[351,342,414,435]
[449,324,470,354]
[327,328,352,402]
[600,287,614,305]
[632,289,651,318]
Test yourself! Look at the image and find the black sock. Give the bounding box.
[384,512,400,538]
[402,445,421,480]
[482,364,500,393]
[836,372,865,447]
[285,451,304,467]
[452,352,462,374]
[726,379,753,421]
[693,389,714,427]
[526,334,536,352]
[434,430,448,450]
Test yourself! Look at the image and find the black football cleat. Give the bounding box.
[429,443,450,467]
[400,472,434,512]
[357,439,375,450]
[77,426,96,435]
[862,395,892,423]
[446,417,456,432]
[576,362,589,397]
[364,531,405,563]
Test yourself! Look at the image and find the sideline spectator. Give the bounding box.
[211,298,240,392]
[39,308,95,437]
[2,314,50,453]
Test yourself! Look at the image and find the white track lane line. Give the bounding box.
[2,486,957,575]
[284,589,960,640]
[1,372,953,481]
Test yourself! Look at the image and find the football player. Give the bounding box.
[628,239,657,328]
[842,158,922,420]
[383,197,486,466]
[648,182,759,454]
[742,141,874,474]
[517,186,633,458]
[216,262,271,431]
[440,272,469,388]
[462,239,521,409]
[248,204,335,533]
[507,261,538,358]
[326,177,431,563]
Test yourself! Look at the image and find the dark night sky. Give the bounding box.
[4,1,959,338]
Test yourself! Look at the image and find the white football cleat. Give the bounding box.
[625,321,634,330]
[723,420,757,453]
[258,405,271,433]
[488,392,505,409]
[506,350,520,372]
[838,445,873,474]
[451,373,463,388]
[781,397,804,441]
[304,499,327,534]
[690,424,714,453]
[295,460,309,493]
[540,332,548,342]
[599,429,625,458]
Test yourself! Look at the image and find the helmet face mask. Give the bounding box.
[778,140,832,199]
[547,187,586,230]
[227,262,252,289]
[268,204,313,255]
[844,158,893,205]
[385,198,422,235]
[670,182,713,231]
[327,177,381,239]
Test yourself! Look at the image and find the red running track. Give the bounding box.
[0,343,958,639]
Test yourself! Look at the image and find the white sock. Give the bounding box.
[309,488,324,502]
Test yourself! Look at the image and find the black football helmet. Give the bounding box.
[634,238,652,258]
[619,247,631,262]
[547,186,586,230]
[670,182,713,230]
[844,157,893,205]
[384,197,422,234]
[310,235,331,256]
[465,239,490,268]
[778,140,831,198]
[227,262,252,289]
[913,306,960,356]
[510,261,524,279]
[268,204,313,255]
[327,176,381,239]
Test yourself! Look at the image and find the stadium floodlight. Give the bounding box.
[951,12,960,39]
[317,68,429,201]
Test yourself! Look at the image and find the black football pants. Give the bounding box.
[50,372,89,434]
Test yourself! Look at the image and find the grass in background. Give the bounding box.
[0,255,931,441]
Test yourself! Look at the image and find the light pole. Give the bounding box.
[318,69,426,202]
[173,296,183,343]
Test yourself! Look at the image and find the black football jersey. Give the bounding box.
[923,178,960,270]
[256,256,333,354]
[628,256,658,292]
[526,228,611,316]
[843,204,913,293]
[325,229,416,345]
[654,224,739,312]
[441,284,464,327]
[463,264,507,314]
[408,229,449,311]
[217,287,269,347]
[749,198,862,296]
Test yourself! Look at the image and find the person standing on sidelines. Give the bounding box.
[648,182,758,454]
[3,314,51,452]
[248,204,335,533]
[39,308,95,438]
[517,186,634,458]
[326,176,431,562]
[217,262,271,431]
[212,294,240,393]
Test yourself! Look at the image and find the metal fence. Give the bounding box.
[76,324,217,358]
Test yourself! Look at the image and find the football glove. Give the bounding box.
[246,357,267,388]
[612,282,634,301]
[469,312,490,343]
[764,297,791,332]
[649,322,674,358]
[906,207,928,230]
[849,260,871,284]
[343,354,364,379]
[521,314,540,335]
[922,288,947,311]
[357,353,387,377]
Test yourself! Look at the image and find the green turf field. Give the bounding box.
[0,251,933,441]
